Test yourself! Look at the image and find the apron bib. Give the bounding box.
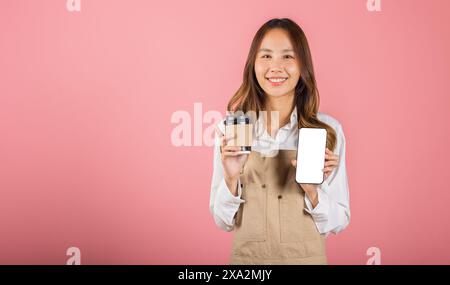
[230,150,327,265]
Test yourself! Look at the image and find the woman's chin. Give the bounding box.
[264,89,295,99]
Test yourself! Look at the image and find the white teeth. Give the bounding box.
[268,78,287,83]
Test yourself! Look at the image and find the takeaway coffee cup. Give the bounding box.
[224,114,253,154]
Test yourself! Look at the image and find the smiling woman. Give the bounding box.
[210,18,350,265]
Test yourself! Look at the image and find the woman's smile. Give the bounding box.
[266,76,288,87]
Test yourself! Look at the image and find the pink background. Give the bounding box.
[1,0,450,264]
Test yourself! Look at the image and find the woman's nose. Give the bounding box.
[269,59,284,71]
[269,66,284,74]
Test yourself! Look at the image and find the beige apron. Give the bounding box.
[230,150,327,265]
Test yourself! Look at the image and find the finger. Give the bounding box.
[324,160,339,167]
[325,148,337,157]
[215,126,226,148]
[222,146,241,152]
[325,154,339,161]
[325,151,338,158]
[291,159,297,167]
[221,136,226,148]
[214,125,239,146]
[222,151,246,157]
[220,136,226,154]
[322,167,334,173]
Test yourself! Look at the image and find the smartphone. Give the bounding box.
[295,128,327,184]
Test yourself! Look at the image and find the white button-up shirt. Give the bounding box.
[209,107,350,236]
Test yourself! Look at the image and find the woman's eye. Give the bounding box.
[284,55,294,59]
[261,55,271,59]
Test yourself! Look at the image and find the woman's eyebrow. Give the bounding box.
[258,48,294,53]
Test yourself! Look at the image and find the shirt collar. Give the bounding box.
[254,106,298,132]
[287,106,298,129]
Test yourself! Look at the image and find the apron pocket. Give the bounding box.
[234,184,266,242]
[279,193,318,243]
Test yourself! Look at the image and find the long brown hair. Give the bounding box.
[227,18,337,151]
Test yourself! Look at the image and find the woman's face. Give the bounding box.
[255,28,301,100]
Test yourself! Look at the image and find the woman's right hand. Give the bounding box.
[216,127,249,196]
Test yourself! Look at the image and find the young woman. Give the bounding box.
[209,18,350,265]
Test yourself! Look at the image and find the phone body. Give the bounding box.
[295,128,327,184]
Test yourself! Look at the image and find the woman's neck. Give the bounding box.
[265,92,295,138]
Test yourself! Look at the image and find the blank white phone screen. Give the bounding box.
[295,128,327,184]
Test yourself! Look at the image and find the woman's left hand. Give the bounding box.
[290,148,339,194]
